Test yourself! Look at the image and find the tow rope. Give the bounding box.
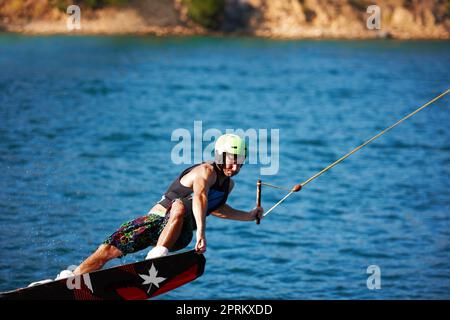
[256,89,449,223]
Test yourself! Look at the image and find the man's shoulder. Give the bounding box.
[187,163,217,180]
[196,162,215,173]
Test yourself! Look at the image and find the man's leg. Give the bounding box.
[74,201,187,274]
[146,200,185,259]
[157,199,186,248]
[73,244,122,275]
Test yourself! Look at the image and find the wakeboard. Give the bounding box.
[0,249,205,300]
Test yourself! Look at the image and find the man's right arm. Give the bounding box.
[191,165,215,253]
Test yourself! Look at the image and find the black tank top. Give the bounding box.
[157,162,231,217]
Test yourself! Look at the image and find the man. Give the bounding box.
[62,133,263,277]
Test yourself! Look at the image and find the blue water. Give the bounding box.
[0,35,449,299]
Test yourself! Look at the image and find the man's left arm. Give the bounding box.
[210,179,264,221]
[210,203,262,221]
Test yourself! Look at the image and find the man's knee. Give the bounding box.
[98,244,122,260]
[169,200,185,221]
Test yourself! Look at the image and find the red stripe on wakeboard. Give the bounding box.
[150,264,199,298]
[116,287,148,300]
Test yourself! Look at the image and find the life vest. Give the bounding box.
[158,162,230,217]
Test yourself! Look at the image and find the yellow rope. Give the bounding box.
[260,182,293,191]
[263,89,450,218]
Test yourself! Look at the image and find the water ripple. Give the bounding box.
[0,36,449,299]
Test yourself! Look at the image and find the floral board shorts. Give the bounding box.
[103,204,194,257]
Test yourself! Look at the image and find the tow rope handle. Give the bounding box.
[255,179,261,225]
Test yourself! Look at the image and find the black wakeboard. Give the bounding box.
[0,249,205,300]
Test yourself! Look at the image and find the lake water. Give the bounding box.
[0,35,449,299]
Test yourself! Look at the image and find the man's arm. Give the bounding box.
[210,203,258,221]
[211,180,264,221]
[191,165,216,253]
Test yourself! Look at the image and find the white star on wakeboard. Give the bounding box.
[139,263,166,293]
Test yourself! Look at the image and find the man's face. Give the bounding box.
[222,153,244,177]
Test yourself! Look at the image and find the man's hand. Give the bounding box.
[249,206,264,222]
[195,232,206,253]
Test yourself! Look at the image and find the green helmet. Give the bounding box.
[214,134,247,165]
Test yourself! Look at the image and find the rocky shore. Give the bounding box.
[0,0,448,39]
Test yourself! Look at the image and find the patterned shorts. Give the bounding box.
[103,205,193,257]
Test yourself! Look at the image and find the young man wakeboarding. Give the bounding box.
[48,134,263,281]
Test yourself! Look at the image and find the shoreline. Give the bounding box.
[1,1,448,41]
[2,26,448,40]
[1,30,449,41]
